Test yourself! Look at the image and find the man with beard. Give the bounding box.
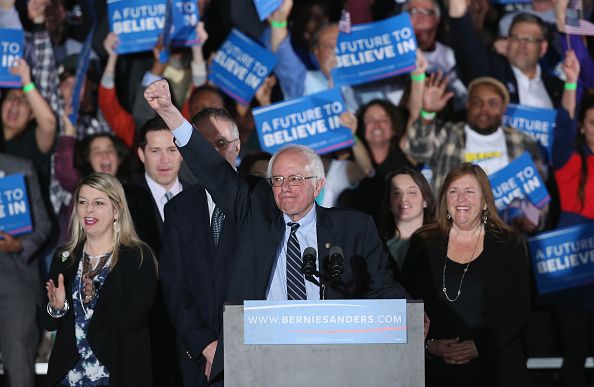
[403,76,543,196]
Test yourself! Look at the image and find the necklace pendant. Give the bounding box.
[442,287,447,293]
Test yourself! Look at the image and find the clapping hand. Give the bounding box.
[46,273,66,311]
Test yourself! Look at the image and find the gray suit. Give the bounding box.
[0,153,51,387]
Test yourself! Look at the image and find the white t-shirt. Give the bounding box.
[464,125,509,175]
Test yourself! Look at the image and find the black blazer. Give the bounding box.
[178,128,410,303]
[124,176,191,254]
[179,126,410,381]
[449,13,563,107]
[160,183,240,386]
[42,243,157,387]
[401,229,531,386]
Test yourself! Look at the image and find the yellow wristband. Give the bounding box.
[22,82,35,93]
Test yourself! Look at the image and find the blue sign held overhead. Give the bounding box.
[489,152,550,212]
[244,299,407,345]
[503,104,556,162]
[331,13,417,87]
[528,223,594,294]
[0,173,32,236]
[107,0,167,54]
[253,0,283,21]
[209,29,277,105]
[253,88,354,154]
[171,0,200,47]
[0,29,24,88]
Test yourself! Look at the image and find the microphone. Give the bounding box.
[301,247,320,286]
[329,246,344,282]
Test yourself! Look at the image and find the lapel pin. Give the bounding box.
[61,251,70,262]
[324,242,331,249]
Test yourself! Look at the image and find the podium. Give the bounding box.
[223,301,425,386]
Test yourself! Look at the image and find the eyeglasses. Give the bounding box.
[211,138,239,150]
[508,34,544,45]
[267,175,317,187]
[408,7,437,17]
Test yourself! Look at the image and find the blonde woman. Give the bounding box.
[43,173,157,387]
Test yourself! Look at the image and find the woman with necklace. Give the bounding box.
[43,173,157,387]
[401,163,530,387]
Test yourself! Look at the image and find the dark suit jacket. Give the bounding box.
[125,175,191,253]
[42,243,157,387]
[124,175,190,386]
[178,127,410,381]
[449,13,563,107]
[161,182,243,386]
[180,128,409,300]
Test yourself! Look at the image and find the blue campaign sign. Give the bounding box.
[0,29,24,88]
[244,299,407,345]
[209,29,277,105]
[331,13,417,87]
[528,223,594,294]
[107,0,167,54]
[253,0,282,21]
[503,104,556,161]
[253,88,354,154]
[0,173,32,236]
[489,152,550,211]
[171,0,200,47]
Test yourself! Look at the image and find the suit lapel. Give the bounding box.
[315,206,337,278]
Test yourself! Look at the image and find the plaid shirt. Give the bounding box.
[26,29,70,214]
[404,118,545,196]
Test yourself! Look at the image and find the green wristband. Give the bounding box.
[270,20,288,28]
[564,82,577,90]
[410,73,426,82]
[420,110,436,120]
[22,82,35,93]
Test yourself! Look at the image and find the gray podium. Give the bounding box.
[224,301,425,387]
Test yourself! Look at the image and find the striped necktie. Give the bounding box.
[286,222,306,300]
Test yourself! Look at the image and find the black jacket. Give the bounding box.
[42,243,157,387]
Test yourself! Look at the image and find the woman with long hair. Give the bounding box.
[379,167,436,271]
[43,173,157,387]
[401,163,530,387]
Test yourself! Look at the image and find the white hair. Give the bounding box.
[267,145,325,184]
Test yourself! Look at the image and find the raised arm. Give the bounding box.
[11,58,56,154]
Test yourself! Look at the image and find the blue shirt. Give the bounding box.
[266,205,320,300]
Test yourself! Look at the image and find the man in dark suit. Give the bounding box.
[145,79,409,383]
[160,108,243,387]
[126,116,188,387]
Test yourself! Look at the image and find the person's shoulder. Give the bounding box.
[0,153,34,171]
[321,206,373,222]
[119,242,154,262]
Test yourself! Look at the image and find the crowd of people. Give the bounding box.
[1,0,594,386]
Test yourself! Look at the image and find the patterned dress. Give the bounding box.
[61,252,112,386]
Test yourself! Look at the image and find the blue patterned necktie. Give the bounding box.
[286,222,307,300]
[210,205,225,249]
[164,191,174,202]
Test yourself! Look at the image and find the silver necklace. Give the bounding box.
[442,227,482,302]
